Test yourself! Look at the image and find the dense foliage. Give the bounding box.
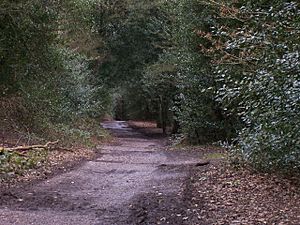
[0,0,111,143]
[92,0,169,123]
[158,0,300,172]
[208,1,300,172]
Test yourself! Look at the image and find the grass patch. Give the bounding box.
[37,118,111,148]
[204,152,226,160]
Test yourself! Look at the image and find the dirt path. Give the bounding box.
[0,121,206,225]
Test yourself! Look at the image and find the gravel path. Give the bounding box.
[0,121,205,225]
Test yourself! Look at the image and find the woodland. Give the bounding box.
[0,0,299,177]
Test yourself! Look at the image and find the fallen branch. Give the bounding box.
[3,140,59,152]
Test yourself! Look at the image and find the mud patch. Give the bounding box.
[0,190,96,212]
[127,169,203,225]
[127,192,189,225]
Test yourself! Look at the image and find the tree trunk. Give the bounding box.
[161,96,167,135]
[171,119,179,134]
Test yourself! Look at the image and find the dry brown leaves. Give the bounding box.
[191,163,300,224]
[128,120,158,128]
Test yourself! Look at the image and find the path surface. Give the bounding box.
[0,121,204,225]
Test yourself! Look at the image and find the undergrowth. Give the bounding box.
[0,149,48,181]
[0,113,110,181]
